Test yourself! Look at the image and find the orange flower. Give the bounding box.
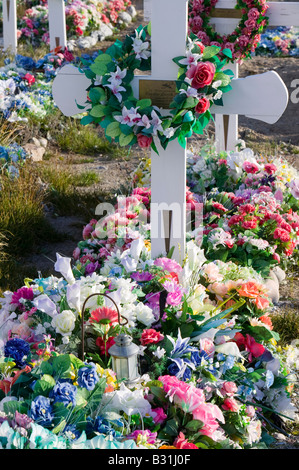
[238,281,261,299]
[255,297,270,311]
[259,313,273,329]
[159,445,177,449]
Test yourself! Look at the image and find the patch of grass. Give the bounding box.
[0,165,62,257]
[52,118,126,158]
[271,307,299,346]
[38,164,113,218]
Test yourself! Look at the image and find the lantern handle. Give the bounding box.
[81,292,128,361]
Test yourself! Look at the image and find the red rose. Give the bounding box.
[137,134,153,148]
[140,329,164,346]
[186,61,215,89]
[195,97,210,114]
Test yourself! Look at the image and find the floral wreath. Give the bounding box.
[188,0,269,62]
[79,25,234,152]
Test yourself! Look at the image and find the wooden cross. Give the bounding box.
[48,0,67,51]
[2,0,17,53]
[210,0,299,152]
[52,0,288,264]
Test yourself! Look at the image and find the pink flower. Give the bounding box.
[242,161,259,174]
[24,73,35,86]
[264,163,277,175]
[154,257,183,273]
[220,381,238,397]
[137,134,153,148]
[186,61,215,89]
[273,227,291,243]
[173,432,198,449]
[222,397,240,412]
[199,337,215,357]
[11,287,34,308]
[140,329,164,346]
[151,407,167,424]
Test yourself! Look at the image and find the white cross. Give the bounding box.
[1,0,17,53]
[210,0,299,151]
[52,0,289,264]
[48,0,67,51]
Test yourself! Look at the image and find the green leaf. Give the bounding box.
[214,72,231,87]
[183,96,198,109]
[106,121,121,138]
[203,46,221,59]
[90,62,107,76]
[85,377,107,413]
[94,53,113,64]
[80,115,94,126]
[185,419,204,432]
[33,374,56,396]
[119,132,134,147]
[222,48,233,59]
[88,87,105,103]
[178,133,187,149]
[90,104,107,118]
[136,98,152,109]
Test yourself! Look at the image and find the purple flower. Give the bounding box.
[154,257,183,273]
[131,272,154,282]
[289,178,299,199]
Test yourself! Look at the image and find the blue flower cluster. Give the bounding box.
[4,338,31,368]
[255,26,299,57]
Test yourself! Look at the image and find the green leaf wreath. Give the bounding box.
[79,24,234,153]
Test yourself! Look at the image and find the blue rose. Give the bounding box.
[49,381,77,407]
[15,54,36,70]
[77,363,99,391]
[30,395,54,426]
[4,338,30,368]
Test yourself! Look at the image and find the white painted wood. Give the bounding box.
[2,0,17,53]
[48,0,67,50]
[143,0,151,22]
[147,0,188,262]
[210,70,289,123]
[52,64,91,115]
[212,0,299,151]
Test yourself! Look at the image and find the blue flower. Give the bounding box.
[265,370,274,389]
[77,363,99,391]
[168,329,197,359]
[15,54,36,70]
[4,338,30,368]
[30,395,54,426]
[167,357,194,381]
[191,349,209,367]
[93,417,117,437]
[49,381,77,407]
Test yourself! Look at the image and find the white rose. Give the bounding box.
[135,303,155,326]
[51,310,76,336]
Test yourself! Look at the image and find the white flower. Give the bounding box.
[33,294,58,317]
[114,106,141,126]
[178,50,202,68]
[101,382,152,417]
[108,66,127,84]
[135,302,155,326]
[163,127,175,139]
[105,81,126,102]
[51,310,76,337]
[153,346,166,359]
[150,110,163,135]
[54,253,75,284]
[132,30,150,60]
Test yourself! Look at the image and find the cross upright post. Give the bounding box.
[2,0,17,53]
[211,0,299,152]
[48,0,67,51]
[142,0,189,263]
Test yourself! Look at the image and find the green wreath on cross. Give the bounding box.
[78,24,234,153]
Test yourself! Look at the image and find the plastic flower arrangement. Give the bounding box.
[18,0,135,48]
[79,25,234,152]
[255,26,299,57]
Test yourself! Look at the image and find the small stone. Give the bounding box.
[39,137,48,148]
[272,266,286,284]
[118,11,132,24]
[263,278,280,303]
[127,5,137,18]
[31,137,41,147]
[24,143,45,162]
[97,24,114,41]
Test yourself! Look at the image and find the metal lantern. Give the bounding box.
[81,292,140,384]
[108,333,140,385]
